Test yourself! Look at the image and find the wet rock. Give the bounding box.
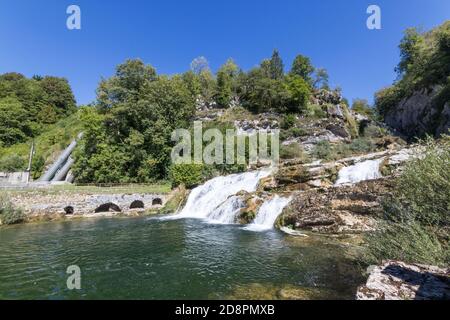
[236,192,264,224]
[357,260,450,300]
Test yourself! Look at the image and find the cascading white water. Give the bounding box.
[245,195,292,232]
[334,158,384,186]
[208,196,244,224]
[176,170,271,221]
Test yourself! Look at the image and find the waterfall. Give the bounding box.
[208,196,244,224]
[335,158,384,186]
[176,170,271,221]
[245,196,292,232]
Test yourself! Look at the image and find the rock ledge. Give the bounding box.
[356,260,450,300]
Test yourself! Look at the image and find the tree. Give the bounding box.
[290,54,314,84]
[283,75,311,113]
[97,59,157,110]
[396,28,423,77]
[215,59,239,107]
[39,76,77,116]
[190,56,210,75]
[198,69,216,104]
[181,71,202,98]
[269,49,284,80]
[352,98,375,118]
[0,72,77,146]
[313,68,329,89]
[0,97,30,146]
[74,60,196,183]
[239,68,289,113]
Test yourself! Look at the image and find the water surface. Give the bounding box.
[0,217,363,299]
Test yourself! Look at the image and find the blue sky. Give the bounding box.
[0,0,449,106]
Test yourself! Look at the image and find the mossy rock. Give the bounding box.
[275,165,311,187]
[158,185,188,215]
[379,158,393,177]
[237,194,264,224]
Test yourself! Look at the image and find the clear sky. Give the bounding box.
[0,0,449,106]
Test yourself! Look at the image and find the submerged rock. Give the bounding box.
[357,260,450,300]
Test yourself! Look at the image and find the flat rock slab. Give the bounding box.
[357,260,450,300]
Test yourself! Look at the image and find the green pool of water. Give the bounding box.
[0,217,363,299]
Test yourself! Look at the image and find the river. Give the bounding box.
[0,216,363,299]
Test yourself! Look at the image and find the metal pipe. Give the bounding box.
[52,157,75,182]
[39,133,83,182]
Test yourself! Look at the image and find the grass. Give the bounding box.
[4,182,172,195]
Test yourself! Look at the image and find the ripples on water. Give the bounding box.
[0,217,363,299]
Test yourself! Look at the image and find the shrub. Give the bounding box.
[280,114,296,129]
[289,127,307,137]
[362,125,385,138]
[305,104,326,118]
[349,138,375,153]
[364,136,450,266]
[0,194,25,225]
[365,220,447,266]
[395,136,450,226]
[311,141,333,160]
[280,142,308,160]
[0,154,26,172]
[352,99,375,119]
[169,163,204,188]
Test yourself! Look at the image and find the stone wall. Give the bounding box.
[0,171,30,185]
[10,192,168,218]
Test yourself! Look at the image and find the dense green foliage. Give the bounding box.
[375,22,450,121]
[0,73,76,147]
[73,59,196,183]
[72,50,333,184]
[290,54,314,85]
[169,163,204,188]
[365,136,450,266]
[0,111,83,177]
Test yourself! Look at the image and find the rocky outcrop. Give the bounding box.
[275,147,420,191]
[311,89,343,107]
[279,178,393,233]
[384,86,450,138]
[274,147,423,233]
[234,114,279,134]
[357,260,450,300]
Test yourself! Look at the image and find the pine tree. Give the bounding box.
[269,49,284,80]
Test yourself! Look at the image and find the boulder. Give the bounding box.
[279,178,393,233]
[357,260,450,300]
